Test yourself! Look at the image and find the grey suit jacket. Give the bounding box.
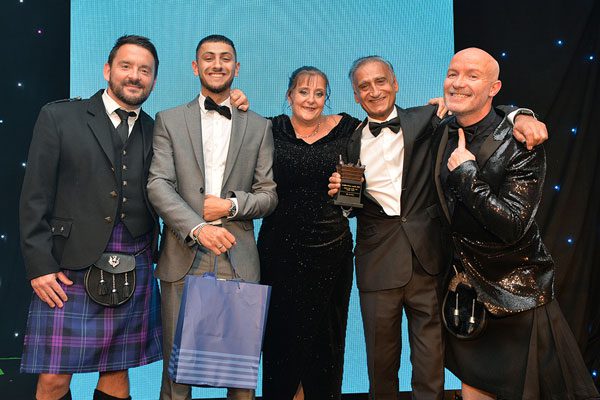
[147,97,277,283]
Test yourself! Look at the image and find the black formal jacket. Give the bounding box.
[346,105,451,291]
[433,109,554,316]
[19,90,157,280]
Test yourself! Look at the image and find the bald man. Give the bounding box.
[433,48,599,399]
[327,53,551,399]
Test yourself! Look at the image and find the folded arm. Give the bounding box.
[147,112,205,242]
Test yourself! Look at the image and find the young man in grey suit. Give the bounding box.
[147,35,277,400]
[328,56,548,399]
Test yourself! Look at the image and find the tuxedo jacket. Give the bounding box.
[19,90,157,280]
[433,110,554,315]
[147,97,277,283]
[346,105,451,292]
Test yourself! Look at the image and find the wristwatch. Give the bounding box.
[515,108,536,119]
[227,199,237,218]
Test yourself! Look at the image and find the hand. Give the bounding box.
[448,128,476,171]
[203,194,231,222]
[194,224,236,256]
[428,97,449,119]
[328,172,341,197]
[30,271,73,308]
[230,88,249,111]
[513,114,548,150]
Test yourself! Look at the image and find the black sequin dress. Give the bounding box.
[258,113,360,400]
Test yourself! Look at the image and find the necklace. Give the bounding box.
[295,120,321,140]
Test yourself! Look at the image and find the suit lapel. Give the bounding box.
[476,118,510,169]
[222,107,247,189]
[183,97,205,177]
[397,106,417,209]
[140,112,153,163]
[434,124,452,223]
[87,91,116,167]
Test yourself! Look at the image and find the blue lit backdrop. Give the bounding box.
[70,1,457,397]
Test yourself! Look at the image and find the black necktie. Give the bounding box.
[204,96,232,120]
[368,115,401,137]
[115,109,135,145]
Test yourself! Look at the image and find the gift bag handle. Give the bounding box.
[212,250,242,281]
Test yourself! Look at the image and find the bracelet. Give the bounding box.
[193,222,209,245]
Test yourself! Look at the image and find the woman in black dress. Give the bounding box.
[257,66,360,400]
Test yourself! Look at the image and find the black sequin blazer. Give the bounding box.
[433,110,554,316]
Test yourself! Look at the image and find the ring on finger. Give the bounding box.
[217,244,224,249]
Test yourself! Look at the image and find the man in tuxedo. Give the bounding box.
[328,56,547,399]
[19,35,162,400]
[147,34,277,400]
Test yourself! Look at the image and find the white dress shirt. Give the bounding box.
[101,89,140,134]
[199,94,233,199]
[360,108,404,216]
[357,107,531,217]
[189,94,238,237]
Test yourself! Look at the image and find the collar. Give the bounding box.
[449,108,499,142]
[102,89,141,121]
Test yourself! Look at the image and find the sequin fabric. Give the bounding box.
[258,113,360,399]
[444,115,554,316]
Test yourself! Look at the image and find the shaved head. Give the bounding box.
[454,47,500,81]
[443,47,502,126]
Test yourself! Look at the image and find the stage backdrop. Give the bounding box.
[70,0,456,398]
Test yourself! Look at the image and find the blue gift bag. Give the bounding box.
[168,254,271,389]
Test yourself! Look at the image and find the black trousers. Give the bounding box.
[359,256,444,400]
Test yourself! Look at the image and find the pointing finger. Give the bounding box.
[457,128,467,150]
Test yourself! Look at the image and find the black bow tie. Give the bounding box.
[204,96,231,120]
[447,119,477,142]
[368,116,401,137]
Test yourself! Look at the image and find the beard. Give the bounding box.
[199,74,234,94]
[108,77,152,108]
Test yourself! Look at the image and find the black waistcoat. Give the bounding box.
[109,119,153,237]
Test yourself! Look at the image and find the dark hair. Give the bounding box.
[348,55,395,87]
[286,66,331,105]
[107,35,159,78]
[195,34,237,60]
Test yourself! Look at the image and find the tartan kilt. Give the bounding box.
[21,223,162,374]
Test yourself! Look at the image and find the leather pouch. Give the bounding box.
[442,270,487,340]
[84,253,136,307]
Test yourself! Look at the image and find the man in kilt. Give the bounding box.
[19,35,163,400]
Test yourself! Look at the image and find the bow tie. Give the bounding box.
[368,116,401,137]
[447,119,477,142]
[204,96,231,120]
